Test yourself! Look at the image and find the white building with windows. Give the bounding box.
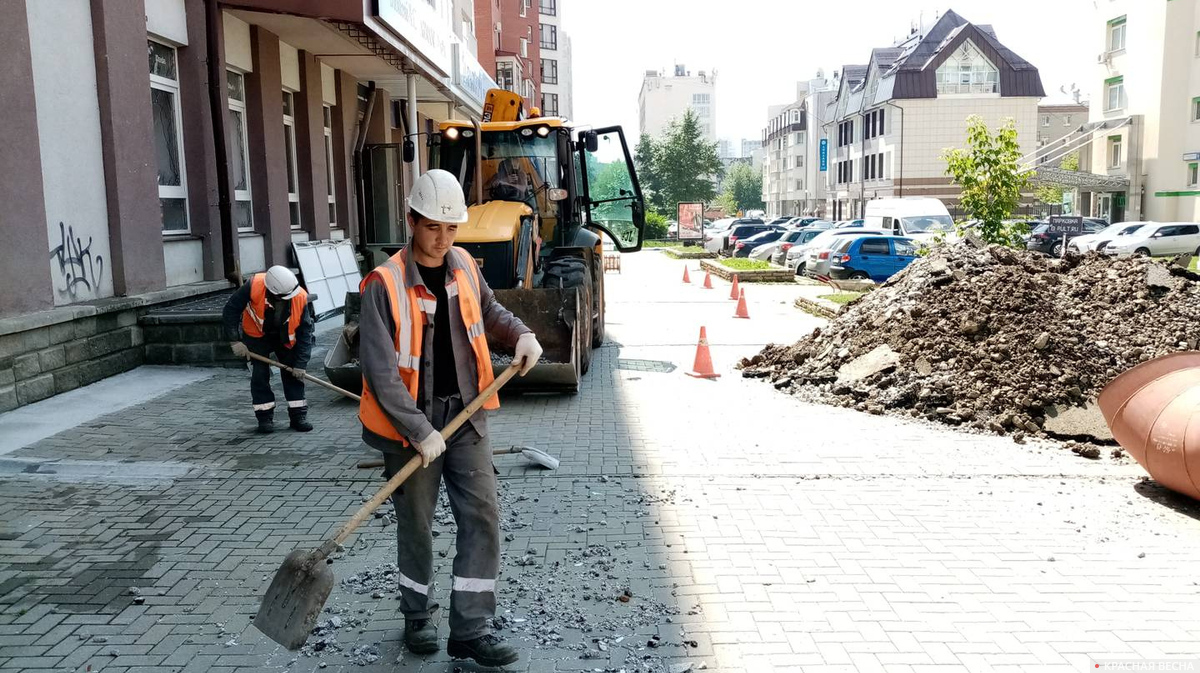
[823,10,1043,219]
[638,65,717,142]
[537,0,573,119]
[761,76,838,216]
[1081,0,1200,223]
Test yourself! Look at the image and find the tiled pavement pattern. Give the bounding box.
[2,252,1200,673]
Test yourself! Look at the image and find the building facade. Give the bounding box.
[761,77,837,217]
[823,10,1044,219]
[1037,101,1090,167]
[475,0,541,108]
[1082,0,1200,224]
[0,0,495,410]
[638,65,717,141]
[536,0,573,118]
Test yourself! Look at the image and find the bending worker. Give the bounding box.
[222,266,314,434]
[357,169,542,667]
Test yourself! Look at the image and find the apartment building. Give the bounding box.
[638,65,717,142]
[1037,101,1089,167]
[475,0,541,107]
[1080,0,1200,223]
[0,0,494,410]
[761,76,838,216]
[824,10,1044,219]
[536,0,573,118]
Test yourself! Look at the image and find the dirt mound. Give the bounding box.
[743,244,1200,439]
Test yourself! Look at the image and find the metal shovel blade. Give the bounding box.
[253,548,335,650]
[519,446,560,470]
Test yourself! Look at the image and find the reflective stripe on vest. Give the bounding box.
[358,247,497,445]
[241,273,307,347]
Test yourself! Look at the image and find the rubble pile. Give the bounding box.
[744,245,1200,439]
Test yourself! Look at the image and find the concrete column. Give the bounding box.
[245,26,292,266]
[407,74,420,185]
[176,0,230,281]
[89,0,167,295]
[0,0,54,317]
[332,70,358,242]
[297,51,329,239]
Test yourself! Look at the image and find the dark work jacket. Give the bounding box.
[221,282,315,369]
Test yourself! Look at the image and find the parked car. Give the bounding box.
[864,197,955,241]
[722,220,777,256]
[1026,218,1109,256]
[797,229,888,278]
[734,228,788,258]
[835,219,866,228]
[1067,221,1147,254]
[1102,222,1200,257]
[705,217,763,254]
[828,236,920,282]
[768,228,827,265]
[764,216,794,228]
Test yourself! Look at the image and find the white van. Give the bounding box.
[863,198,955,241]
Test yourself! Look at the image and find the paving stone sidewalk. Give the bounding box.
[1,252,1198,673]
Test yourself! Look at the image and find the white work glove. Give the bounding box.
[412,428,447,468]
[230,341,249,359]
[290,367,306,380]
[514,333,543,376]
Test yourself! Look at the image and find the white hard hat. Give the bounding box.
[408,169,469,224]
[265,265,301,299]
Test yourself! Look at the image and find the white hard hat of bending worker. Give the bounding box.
[265,265,302,299]
[408,169,470,224]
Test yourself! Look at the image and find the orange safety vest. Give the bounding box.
[359,247,497,444]
[241,273,308,347]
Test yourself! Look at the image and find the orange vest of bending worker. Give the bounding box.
[358,247,497,445]
[241,273,308,347]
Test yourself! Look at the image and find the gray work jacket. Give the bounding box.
[359,245,530,453]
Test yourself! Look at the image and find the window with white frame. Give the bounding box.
[1193,97,1200,122]
[323,105,336,227]
[1189,162,1199,187]
[1042,115,1050,127]
[149,39,189,232]
[496,61,515,91]
[1108,135,1123,169]
[520,37,528,58]
[227,70,253,231]
[282,90,302,228]
[935,40,999,95]
[1105,77,1125,111]
[520,0,530,17]
[1108,16,1126,53]
[1064,115,1072,127]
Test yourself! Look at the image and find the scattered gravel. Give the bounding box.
[743,244,1200,440]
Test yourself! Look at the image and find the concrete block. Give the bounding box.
[173,343,215,364]
[46,320,76,345]
[0,366,13,386]
[118,311,139,328]
[39,346,66,373]
[142,325,181,345]
[180,323,221,342]
[20,328,50,353]
[0,333,21,360]
[73,316,98,340]
[15,374,55,405]
[95,312,121,334]
[144,344,174,365]
[0,384,16,412]
[53,365,84,394]
[64,339,89,364]
[131,327,144,347]
[13,353,40,381]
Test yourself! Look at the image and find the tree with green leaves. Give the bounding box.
[941,115,1032,248]
[717,161,764,215]
[633,134,666,214]
[652,109,722,214]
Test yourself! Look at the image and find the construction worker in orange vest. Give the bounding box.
[358,169,542,668]
[222,266,315,434]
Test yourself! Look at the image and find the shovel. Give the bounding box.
[248,351,559,470]
[253,363,521,650]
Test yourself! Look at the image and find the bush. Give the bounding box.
[645,211,670,240]
[719,258,771,271]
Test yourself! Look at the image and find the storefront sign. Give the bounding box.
[453,42,496,107]
[376,0,453,75]
[819,139,828,172]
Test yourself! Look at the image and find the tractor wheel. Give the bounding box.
[590,251,605,348]
[542,256,592,376]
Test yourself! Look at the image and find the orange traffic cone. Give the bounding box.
[682,266,691,284]
[734,288,750,319]
[686,326,721,379]
[702,272,714,289]
[729,274,740,300]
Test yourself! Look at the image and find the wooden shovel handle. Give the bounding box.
[245,351,362,402]
[327,364,521,550]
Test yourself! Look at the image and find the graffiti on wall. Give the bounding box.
[49,221,106,300]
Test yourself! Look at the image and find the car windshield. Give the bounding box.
[1117,224,1144,235]
[902,215,954,233]
[894,239,919,256]
[435,129,561,218]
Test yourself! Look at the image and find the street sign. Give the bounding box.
[819,139,828,172]
[1047,216,1084,236]
[1184,152,1200,162]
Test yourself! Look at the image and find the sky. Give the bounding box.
[562,0,1094,147]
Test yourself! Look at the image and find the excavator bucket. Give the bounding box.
[1100,352,1200,500]
[490,287,582,393]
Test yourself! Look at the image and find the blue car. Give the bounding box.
[828,235,919,282]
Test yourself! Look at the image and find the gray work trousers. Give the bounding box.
[383,395,500,640]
